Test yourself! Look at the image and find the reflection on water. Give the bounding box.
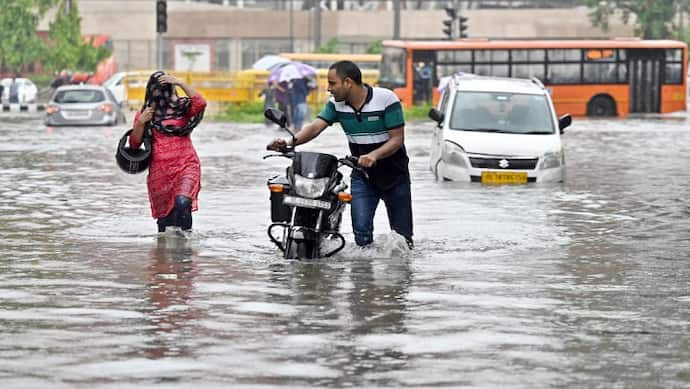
[0,117,689,387]
[145,236,199,360]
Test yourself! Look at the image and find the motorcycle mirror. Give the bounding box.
[264,108,289,130]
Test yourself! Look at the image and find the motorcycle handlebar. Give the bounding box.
[340,155,370,180]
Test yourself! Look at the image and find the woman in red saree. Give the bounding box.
[129,71,206,233]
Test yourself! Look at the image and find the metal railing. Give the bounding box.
[124,68,380,112]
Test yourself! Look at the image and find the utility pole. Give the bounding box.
[314,2,322,50]
[680,0,686,40]
[393,0,401,39]
[289,0,294,52]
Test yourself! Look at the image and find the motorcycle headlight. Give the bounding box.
[442,141,467,167]
[293,174,330,199]
[541,151,563,169]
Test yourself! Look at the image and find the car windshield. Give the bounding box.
[450,91,555,134]
[103,73,122,88]
[54,90,106,104]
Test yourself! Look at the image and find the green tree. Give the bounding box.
[45,0,110,73]
[316,38,339,54]
[366,40,382,55]
[585,0,679,39]
[0,0,56,72]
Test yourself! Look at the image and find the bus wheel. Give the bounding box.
[587,95,617,117]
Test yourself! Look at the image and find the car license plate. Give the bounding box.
[63,111,90,119]
[481,171,528,185]
[283,195,330,210]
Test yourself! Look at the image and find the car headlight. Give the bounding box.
[442,141,467,167]
[541,151,563,169]
[293,174,330,199]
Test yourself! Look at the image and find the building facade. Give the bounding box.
[50,0,636,72]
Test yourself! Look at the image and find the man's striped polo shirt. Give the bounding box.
[317,84,410,191]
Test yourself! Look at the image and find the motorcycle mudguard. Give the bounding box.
[285,239,318,259]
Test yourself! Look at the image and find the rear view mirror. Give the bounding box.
[264,108,288,128]
[428,108,444,127]
[558,114,572,133]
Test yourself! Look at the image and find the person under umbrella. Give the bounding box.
[128,71,206,234]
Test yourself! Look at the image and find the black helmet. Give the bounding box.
[116,129,152,174]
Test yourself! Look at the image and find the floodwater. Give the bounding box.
[1,113,689,388]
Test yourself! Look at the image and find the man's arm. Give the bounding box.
[267,117,329,150]
[358,126,404,168]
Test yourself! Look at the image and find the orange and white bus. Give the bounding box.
[379,39,687,116]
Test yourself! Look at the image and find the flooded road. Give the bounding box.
[1,114,689,388]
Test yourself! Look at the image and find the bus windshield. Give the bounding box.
[379,47,406,87]
[450,91,555,134]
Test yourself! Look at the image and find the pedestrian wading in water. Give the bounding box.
[128,71,206,233]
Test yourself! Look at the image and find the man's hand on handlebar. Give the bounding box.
[358,153,377,168]
[267,138,289,151]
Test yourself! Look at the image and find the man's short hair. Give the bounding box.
[329,60,362,85]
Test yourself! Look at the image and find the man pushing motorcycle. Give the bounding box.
[267,60,414,249]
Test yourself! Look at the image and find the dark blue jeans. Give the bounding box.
[157,195,192,233]
[350,175,413,247]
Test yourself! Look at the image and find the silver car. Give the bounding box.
[45,85,127,126]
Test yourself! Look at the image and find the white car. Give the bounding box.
[102,71,126,104]
[1,77,38,104]
[428,73,572,184]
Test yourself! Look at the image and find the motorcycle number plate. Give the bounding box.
[283,195,330,210]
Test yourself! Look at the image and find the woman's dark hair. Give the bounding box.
[140,70,203,136]
[329,60,362,85]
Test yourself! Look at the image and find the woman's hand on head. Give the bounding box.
[158,74,180,86]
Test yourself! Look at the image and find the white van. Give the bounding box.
[428,73,572,184]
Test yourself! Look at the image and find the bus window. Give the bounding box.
[547,64,580,84]
[475,64,509,77]
[475,50,509,63]
[512,64,545,79]
[665,64,683,84]
[511,49,545,62]
[583,48,619,83]
[511,49,545,79]
[583,63,618,83]
[379,47,406,88]
[548,49,580,62]
[665,49,684,84]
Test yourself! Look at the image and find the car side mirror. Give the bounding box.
[558,114,572,133]
[428,108,444,127]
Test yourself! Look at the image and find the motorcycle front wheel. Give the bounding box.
[285,239,319,259]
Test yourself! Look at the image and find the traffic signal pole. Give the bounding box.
[157,33,163,70]
[156,0,167,69]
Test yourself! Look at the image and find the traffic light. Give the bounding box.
[442,19,453,39]
[458,15,468,38]
[443,7,457,40]
[156,0,167,33]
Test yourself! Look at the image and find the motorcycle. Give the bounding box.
[263,108,363,259]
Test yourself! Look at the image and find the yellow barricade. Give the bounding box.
[124,69,379,113]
